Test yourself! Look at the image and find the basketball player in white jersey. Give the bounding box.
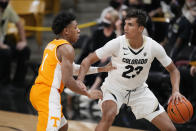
[77,9,186,131]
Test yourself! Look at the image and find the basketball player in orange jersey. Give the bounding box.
[29,11,115,131]
[77,9,187,131]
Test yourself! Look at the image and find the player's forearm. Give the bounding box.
[170,68,180,93]
[91,77,102,90]
[73,63,98,76]
[73,63,108,76]
[77,59,92,81]
[78,53,100,81]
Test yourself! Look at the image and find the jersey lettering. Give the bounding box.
[122,65,143,79]
[122,58,148,64]
[41,53,48,71]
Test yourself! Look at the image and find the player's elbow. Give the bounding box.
[176,68,180,76]
[172,67,180,76]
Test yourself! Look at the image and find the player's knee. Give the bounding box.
[102,110,116,123]
[101,100,117,123]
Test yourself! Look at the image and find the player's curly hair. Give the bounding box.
[52,11,76,35]
[125,9,147,27]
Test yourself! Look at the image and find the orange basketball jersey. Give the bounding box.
[34,39,71,93]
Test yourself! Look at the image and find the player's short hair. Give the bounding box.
[125,9,147,27]
[52,11,76,35]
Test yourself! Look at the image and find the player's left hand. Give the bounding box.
[87,89,103,99]
[168,91,186,105]
[98,62,116,73]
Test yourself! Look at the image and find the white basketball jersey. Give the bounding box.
[96,35,171,90]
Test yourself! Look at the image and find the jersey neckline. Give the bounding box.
[125,35,146,51]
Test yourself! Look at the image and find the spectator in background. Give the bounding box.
[143,0,165,42]
[77,7,123,66]
[161,1,196,62]
[144,0,162,17]
[99,0,126,23]
[190,19,196,46]
[124,0,162,17]
[92,10,121,52]
[0,0,30,85]
[169,0,185,22]
[124,0,144,10]
[186,0,196,46]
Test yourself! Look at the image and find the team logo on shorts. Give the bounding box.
[51,116,60,127]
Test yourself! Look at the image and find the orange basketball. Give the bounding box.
[167,98,193,124]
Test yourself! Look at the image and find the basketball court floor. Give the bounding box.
[0,110,145,131]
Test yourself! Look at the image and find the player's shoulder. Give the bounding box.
[144,35,157,44]
[56,43,74,57]
[59,43,73,51]
[113,35,124,41]
[105,35,122,45]
[111,35,126,44]
[143,35,160,48]
[119,35,126,40]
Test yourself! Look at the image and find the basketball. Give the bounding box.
[167,98,193,124]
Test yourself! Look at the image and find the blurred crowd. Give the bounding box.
[0,0,196,130]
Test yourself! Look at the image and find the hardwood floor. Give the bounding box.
[0,110,145,131]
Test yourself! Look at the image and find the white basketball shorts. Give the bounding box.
[98,84,165,122]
